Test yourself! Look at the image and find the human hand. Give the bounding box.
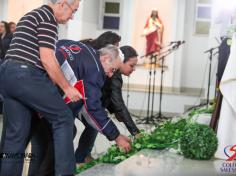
[115,134,131,153]
[64,86,82,102]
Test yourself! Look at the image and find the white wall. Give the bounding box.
[171,0,186,89]
[66,0,134,44]
[119,0,134,46]
[181,0,214,91]
[7,0,43,23]
[0,0,8,21]
[66,0,95,40]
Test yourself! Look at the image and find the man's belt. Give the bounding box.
[7,58,37,68]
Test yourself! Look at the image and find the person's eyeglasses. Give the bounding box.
[65,2,77,17]
[111,68,117,73]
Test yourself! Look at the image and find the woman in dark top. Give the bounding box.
[102,45,140,136]
[0,21,12,61]
[75,45,140,167]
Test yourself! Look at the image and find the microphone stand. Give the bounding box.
[137,49,165,123]
[136,52,158,124]
[137,42,184,124]
[186,46,219,111]
[145,54,156,123]
[204,46,218,107]
[156,54,165,119]
[154,42,185,120]
[151,52,159,118]
[140,44,174,121]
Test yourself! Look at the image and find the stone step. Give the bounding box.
[76,164,115,176]
[77,149,236,176]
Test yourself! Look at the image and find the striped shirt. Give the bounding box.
[5,5,58,70]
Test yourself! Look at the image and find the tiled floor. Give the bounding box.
[77,149,236,176]
[115,149,236,176]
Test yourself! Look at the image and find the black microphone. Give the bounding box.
[178,40,185,46]
[173,40,185,48]
[170,40,181,44]
[167,41,179,46]
[140,50,157,58]
[204,46,219,53]
[168,40,185,46]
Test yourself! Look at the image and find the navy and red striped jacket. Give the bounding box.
[55,40,120,141]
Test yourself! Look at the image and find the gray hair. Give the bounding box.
[99,45,121,63]
[50,0,76,4]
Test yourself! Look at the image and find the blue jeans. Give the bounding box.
[27,103,97,174]
[0,59,75,176]
[28,117,55,176]
[75,116,98,163]
[0,94,2,114]
[28,116,98,175]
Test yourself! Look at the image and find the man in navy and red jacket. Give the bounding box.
[56,40,131,143]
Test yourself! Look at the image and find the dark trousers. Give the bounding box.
[0,100,2,115]
[0,93,3,114]
[28,115,98,175]
[0,59,75,176]
[28,117,54,176]
[75,116,98,163]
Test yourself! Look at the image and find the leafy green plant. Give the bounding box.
[150,119,187,150]
[75,160,98,174]
[75,106,217,174]
[98,145,130,164]
[180,123,218,160]
[188,106,214,119]
[75,119,188,174]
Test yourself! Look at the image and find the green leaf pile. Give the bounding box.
[149,119,187,150]
[76,106,217,174]
[180,123,218,160]
[188,106,214,118]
